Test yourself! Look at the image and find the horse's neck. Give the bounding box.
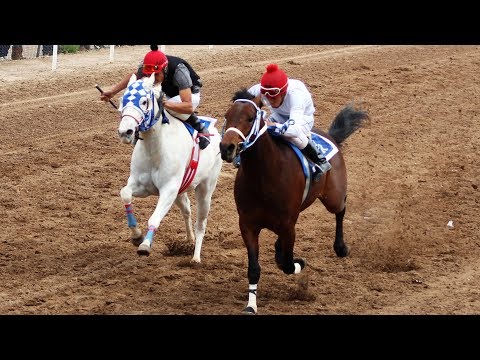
[141,111,183,149]
[238,136,284,201]
[242,134,279,174]
[163,110,185,130]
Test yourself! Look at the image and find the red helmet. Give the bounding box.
[142,45,168,75]
[260,63,288,97]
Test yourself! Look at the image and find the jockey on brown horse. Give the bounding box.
[240,63,331,181]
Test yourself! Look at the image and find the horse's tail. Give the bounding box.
[327,103,369,146]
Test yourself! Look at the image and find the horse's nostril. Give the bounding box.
[126,129,133,136]
[227,143,236,156]
[220,143,236,157]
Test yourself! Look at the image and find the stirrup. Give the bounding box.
[312,167,323,182]
[198,135,210,150]
[312,160,331,182]
[318,159,332,173]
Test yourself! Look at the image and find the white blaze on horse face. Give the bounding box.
[118,111,138,144]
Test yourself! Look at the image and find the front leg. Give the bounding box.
[137,183,180,256]
[275,228,306,274]
[120,183,143,246]
[275,226,305,275]
[240,222,261,314]
[174,192,195,245]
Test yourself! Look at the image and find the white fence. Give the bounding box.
[0,45,109,60]
[0,45,216,71]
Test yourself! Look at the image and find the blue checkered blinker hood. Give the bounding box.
[120,78,159,132]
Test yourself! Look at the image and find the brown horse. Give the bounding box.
[219,88,368,314]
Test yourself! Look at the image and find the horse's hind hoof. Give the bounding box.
[137,243,151,256]
[131,236,143,247]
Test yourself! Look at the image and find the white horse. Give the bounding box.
[117,73,223,263]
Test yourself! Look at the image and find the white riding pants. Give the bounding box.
[165,92,201,121]
[270,113,314,149]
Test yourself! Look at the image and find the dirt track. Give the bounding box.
[0,45,479,315]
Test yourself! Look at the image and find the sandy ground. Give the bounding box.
[0,45,479,315]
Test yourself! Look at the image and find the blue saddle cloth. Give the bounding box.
[266,129,338,181]
[183,116,214,137]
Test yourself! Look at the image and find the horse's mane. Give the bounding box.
[232,88,265,110]
[232,88,254,102]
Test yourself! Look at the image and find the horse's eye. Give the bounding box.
[139,99,149,111]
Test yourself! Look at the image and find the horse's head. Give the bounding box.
[219,88,265,163]
[117,73,163,144]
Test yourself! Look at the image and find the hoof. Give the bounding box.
[190,262,202,270]
[294,258,306,270]
[334,244,350,257]
[131,236,143,247]
[189,257,202,269]
[243,306,256,315]
[190,257,201,265]
[137,243,151,256]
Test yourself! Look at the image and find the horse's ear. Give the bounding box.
[142,72,155,91]
[127,73,137,87]
[147,72,156,87]
[255,95,264,109]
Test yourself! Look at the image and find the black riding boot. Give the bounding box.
[300,140,332,182]
[185,113,210,149]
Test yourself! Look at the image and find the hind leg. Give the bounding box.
[333,207,350,257]
[191,178,218,264]
[174,192,195,245]
[320,182,350,257]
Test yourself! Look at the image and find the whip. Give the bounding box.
[95,84,118,109]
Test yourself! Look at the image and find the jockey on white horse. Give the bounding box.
[101,45,211,150]
[117,72,222,262]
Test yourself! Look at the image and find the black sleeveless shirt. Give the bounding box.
[138,55,202,98]
[162,56,202,98]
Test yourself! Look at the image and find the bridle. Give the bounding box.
[222,99,268,155]
[119,81,164,143]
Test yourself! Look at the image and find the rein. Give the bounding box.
[223,99,268,154]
